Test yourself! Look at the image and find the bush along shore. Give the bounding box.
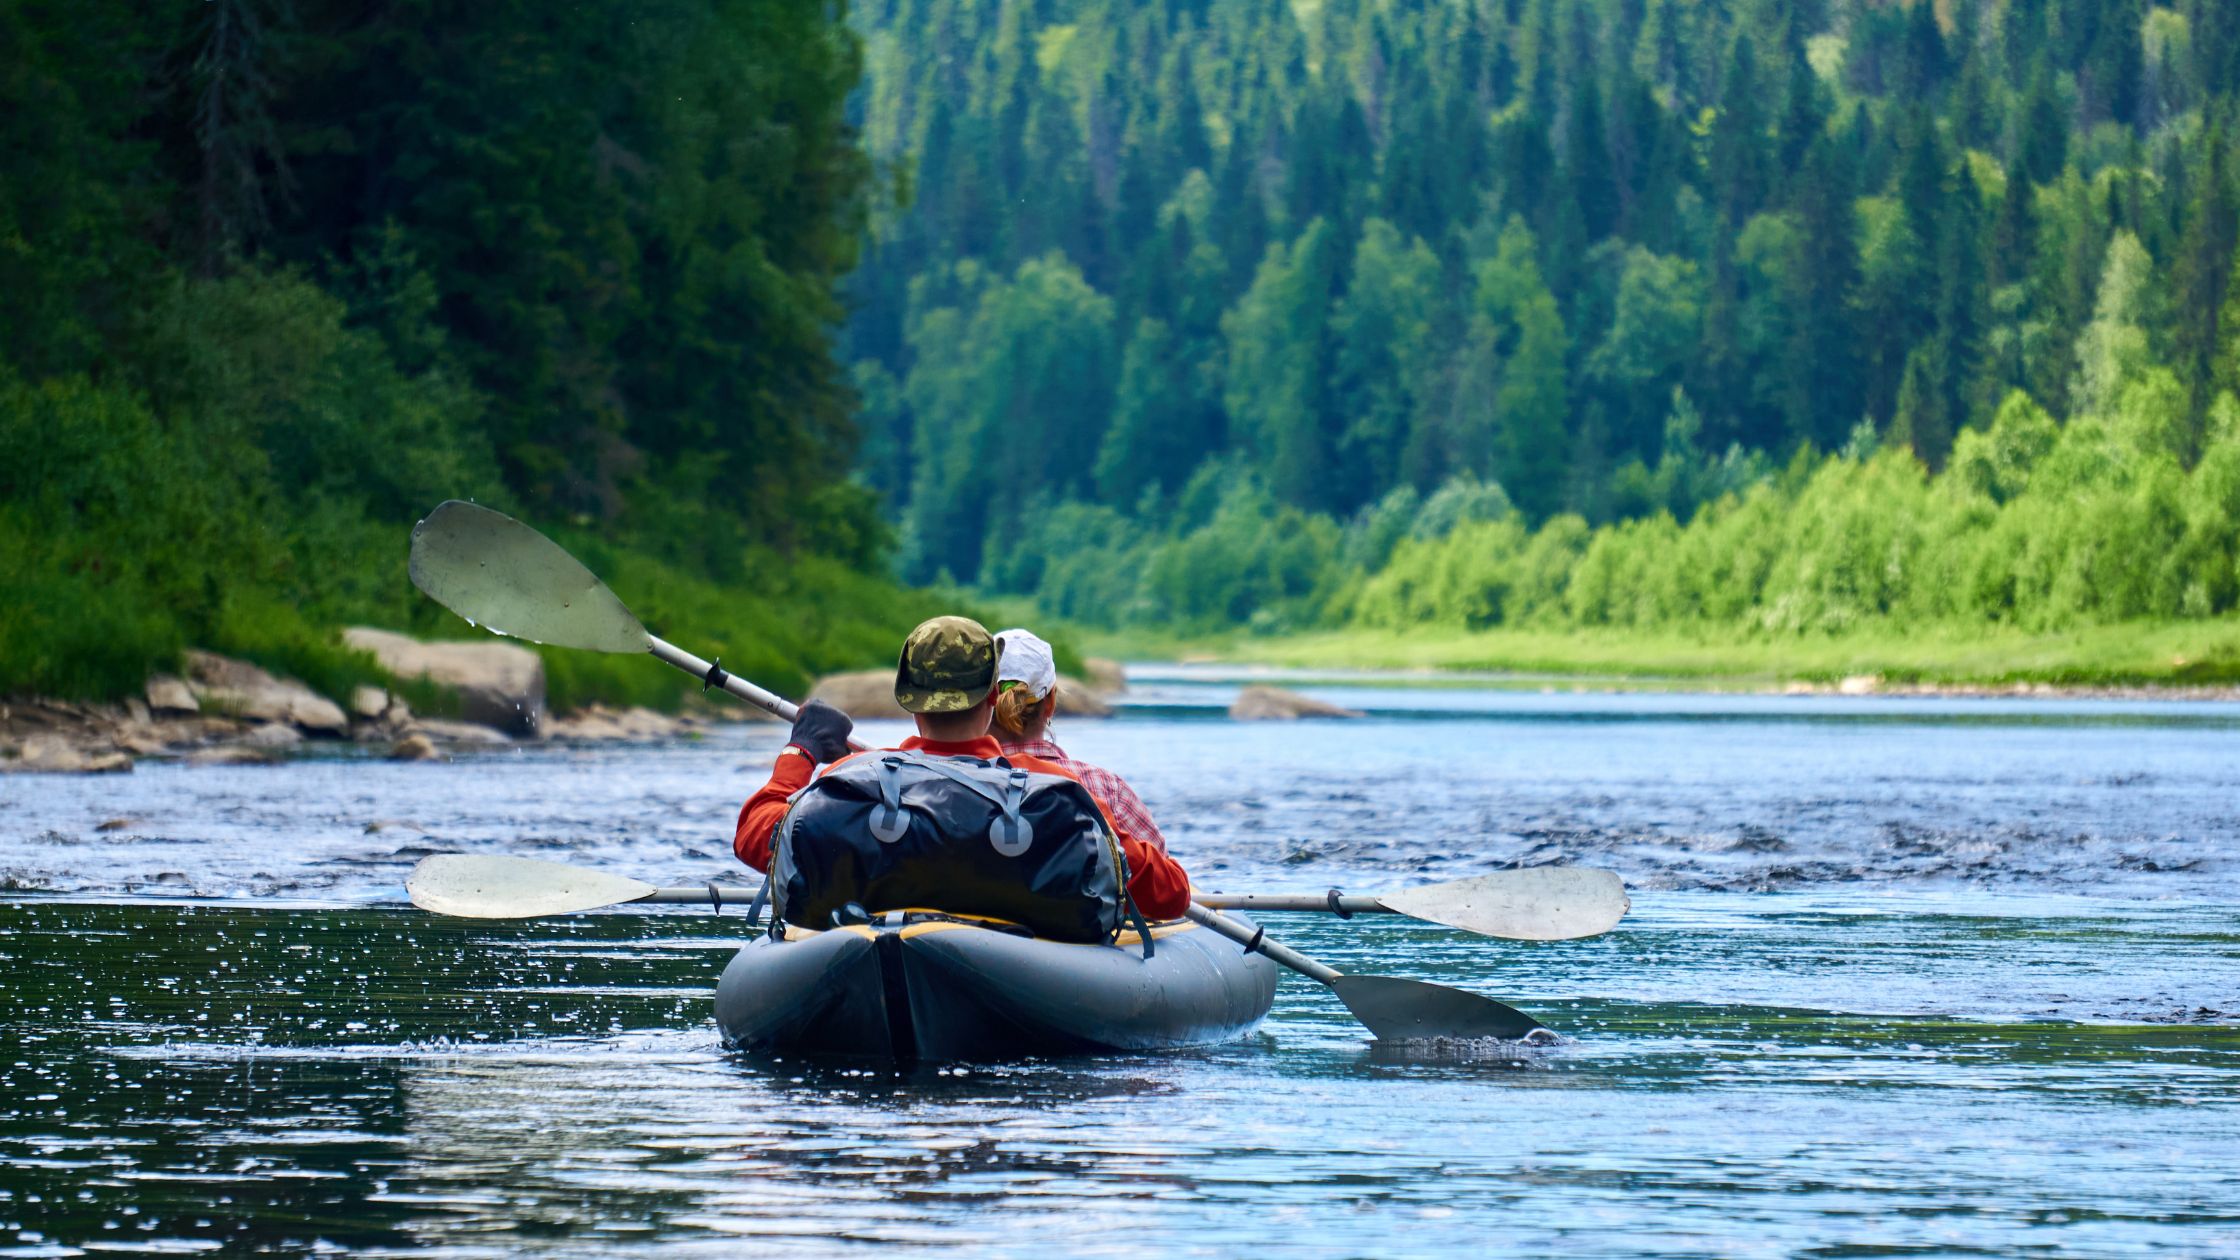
[1085,623,2240,698]
[1002,358,2240,692]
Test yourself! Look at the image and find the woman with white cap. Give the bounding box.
[990,628,1170,853]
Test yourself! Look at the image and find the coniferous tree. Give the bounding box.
[1477,218,1572,519]
[1792,136,1864,450]
[1330,219,1440,509]
[2171,120,2237,438]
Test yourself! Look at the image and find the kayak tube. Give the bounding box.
[715,915,1279,1061]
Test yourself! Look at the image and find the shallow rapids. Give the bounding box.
[2,675,2236,1255]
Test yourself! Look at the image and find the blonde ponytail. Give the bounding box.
[992,683,1054,739]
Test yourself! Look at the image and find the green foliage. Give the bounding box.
[1476,219,1574,520]
[1222,222,1343,513]
[998,367,2240,653]
[0,0,911,705]
[898,255,1117,582]
[1337,381,2240,642]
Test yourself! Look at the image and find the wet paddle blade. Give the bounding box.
[1331,974,1545,1042]
[407,854,658,918]
[409,500,651,653]
[1381,866,1629,942]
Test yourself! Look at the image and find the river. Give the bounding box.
[3,671,2237,1256]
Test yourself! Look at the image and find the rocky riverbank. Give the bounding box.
[2,642,1143,774]
[0,630,757,774]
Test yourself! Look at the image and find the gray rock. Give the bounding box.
[145,675,200,715]
[545,704,685,741]
[235,723,304,749]
[1054,678,1114,719]
[115,733,170,756]
[407,719,514,746]
[350,685,393,720]
[1229,685,1365,721]
[387,733,444,762]
[343,627,545,736]
[1081,658,1129,693]
[184,745,280,767]
[808,670,908,720]
[183,651,349,735]
[7,736,133,774]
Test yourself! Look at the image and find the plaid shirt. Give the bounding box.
[996,736,1170,853]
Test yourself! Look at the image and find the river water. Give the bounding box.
[3,672,2237,1256]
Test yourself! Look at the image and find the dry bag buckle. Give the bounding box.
[870,757,909,843]
[988,767,1034,856]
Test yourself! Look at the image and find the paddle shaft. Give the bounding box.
[1183,904,1340,985]
[646,635,870,753]
[635,885,755,905]
[1195,892,1392,916]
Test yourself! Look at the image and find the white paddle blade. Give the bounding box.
[1383,867,1629,941]
[409,500,651,653]
[407,854,659,919]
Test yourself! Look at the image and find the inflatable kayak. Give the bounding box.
[715,913,1279,1060]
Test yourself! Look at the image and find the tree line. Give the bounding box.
[846,0,2240,634]
[1,0,908,700]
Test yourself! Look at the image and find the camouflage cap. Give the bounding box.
[894,616,1000,714]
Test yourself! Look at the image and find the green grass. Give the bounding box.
[0,511,967,715]
[1073,619,2240,689]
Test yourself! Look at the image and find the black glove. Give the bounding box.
[787,698,854,764]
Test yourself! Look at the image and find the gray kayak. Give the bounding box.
[715,915,1279,1061]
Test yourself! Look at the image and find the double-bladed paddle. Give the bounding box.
[404,853,1625,942]
[404,499,1621,1042]
[405,853,1557,1042]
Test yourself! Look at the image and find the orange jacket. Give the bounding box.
[733,734,1193,921]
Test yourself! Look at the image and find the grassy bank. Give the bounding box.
[1078,619,2240,689]
[0,500,954,715]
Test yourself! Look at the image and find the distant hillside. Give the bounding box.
[844,0,2240,615]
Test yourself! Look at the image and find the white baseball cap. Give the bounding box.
[993,628,1058,700]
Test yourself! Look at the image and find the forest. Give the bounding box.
[13,0,2240,701]
[847,0,2240,670]
[0,0,937,704]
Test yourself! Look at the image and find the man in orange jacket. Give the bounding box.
[734,616,1194,921]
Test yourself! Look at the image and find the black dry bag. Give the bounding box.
[771,750,1126,942]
